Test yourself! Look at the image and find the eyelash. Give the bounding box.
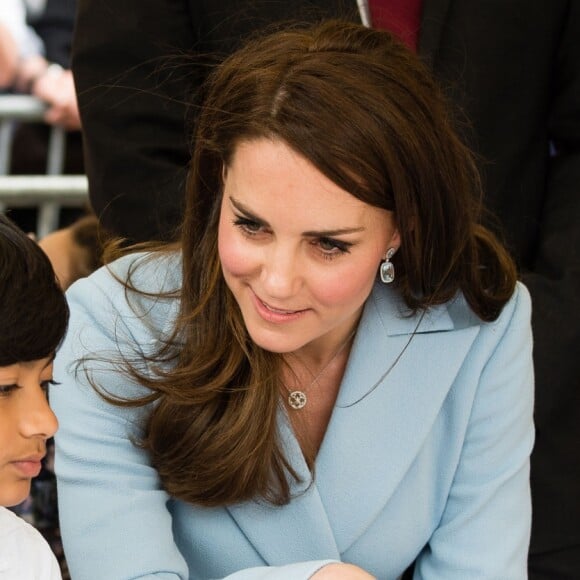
[317,237,352,259]
[41,379,60,393]
[233,216,263,236]
[232,216,353,260]
[0,379,59,397]
[0,384,19,396]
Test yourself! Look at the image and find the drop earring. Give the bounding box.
[380,248,396,284]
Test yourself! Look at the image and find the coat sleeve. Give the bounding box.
[51,264,340,579]
[414,284,535,579]
[71,0,199,242]
[52,271,190,578]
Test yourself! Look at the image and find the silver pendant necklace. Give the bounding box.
[287,390,308,410]
[285,328,356,410]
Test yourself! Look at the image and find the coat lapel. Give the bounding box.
[228,282,480,560]
[316,283,481,552]
[227,413,341,564]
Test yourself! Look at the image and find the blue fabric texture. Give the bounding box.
[52,251,534,579]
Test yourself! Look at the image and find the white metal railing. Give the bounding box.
[0,94,88,236]
[0,175,88,238]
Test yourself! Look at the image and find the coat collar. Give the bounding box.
[227,282,481,563]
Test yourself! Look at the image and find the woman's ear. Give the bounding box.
[389,227,401,254]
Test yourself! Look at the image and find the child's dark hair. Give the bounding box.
[0,214,69,365]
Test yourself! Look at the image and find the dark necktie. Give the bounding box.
[367,0,422,51]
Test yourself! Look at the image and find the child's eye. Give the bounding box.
[40,379,59,393]
[0,384,20,397]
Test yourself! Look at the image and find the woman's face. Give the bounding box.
[0,357,58,507]
[218,138,400,358]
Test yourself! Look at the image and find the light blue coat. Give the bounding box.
[52,251,534,579]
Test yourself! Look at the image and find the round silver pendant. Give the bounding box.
[288,390,307,410]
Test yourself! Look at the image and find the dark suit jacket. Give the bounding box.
[418,5,580,578]
[33,0,76,68]
[72,0,359,242]
[72,1,580,577]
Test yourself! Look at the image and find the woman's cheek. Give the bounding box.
[310,259,380,307]
[218,226,255,278]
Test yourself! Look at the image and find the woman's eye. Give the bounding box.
[233,216,264,235]
[317,237,352,256]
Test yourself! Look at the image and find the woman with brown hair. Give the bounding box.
[52,20,533,579]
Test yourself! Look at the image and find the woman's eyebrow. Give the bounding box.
[229,197,268,224]
[302,226,365,237]
[229,196,365,237]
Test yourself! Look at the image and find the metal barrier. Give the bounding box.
[0,95,88,237]
[0,175,89,238]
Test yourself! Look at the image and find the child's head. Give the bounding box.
[0,214,69,507]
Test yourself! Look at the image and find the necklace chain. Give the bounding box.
[284,328,356,410]
[284,311,425,411]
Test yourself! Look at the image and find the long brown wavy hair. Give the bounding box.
[100,20,517,507]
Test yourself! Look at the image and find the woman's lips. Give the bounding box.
[251,292,308,323]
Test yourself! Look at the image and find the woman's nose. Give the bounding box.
[260,244,301,298]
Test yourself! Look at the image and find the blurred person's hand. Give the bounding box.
[12,54,48,92]
[33,67,81,131]
[0,23,20,88]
